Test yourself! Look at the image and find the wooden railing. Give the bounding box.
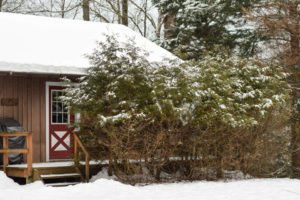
[74,133,90,182]
[0,132,33,177]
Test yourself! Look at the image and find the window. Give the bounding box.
[51,90,69,124]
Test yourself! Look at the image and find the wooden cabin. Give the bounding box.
[0,65,91,185]
[0,13,177,184]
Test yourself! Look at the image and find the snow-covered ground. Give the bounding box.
[1,172,300,200]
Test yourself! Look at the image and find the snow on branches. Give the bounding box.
[65,35,290,130]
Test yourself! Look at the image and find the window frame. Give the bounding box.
[50,89,70,125]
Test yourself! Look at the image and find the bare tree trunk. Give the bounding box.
[155,10,164,40]
[61,0,66,18]
[82,0,90,21]
[289,2,300,178]
[164,14,176,40]
[143,0,148,37]
[116,0,121,24]
[289,3,300,60]
[121,0,128,26]
[0,0,3,12]
[291,94,300,178]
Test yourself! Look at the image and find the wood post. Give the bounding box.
[27,133,33,177]
[73,133,91,182]
[85,154,90,182]
[3,136,8,172]
[74,136,79,165]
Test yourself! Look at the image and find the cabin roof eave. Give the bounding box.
[0,61,87,76]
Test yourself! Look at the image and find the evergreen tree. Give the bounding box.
[153,0,262,60]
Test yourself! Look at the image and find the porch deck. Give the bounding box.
[1,161,103,185]
[1,132,97,184]
[5,160,106,169]
[1,162,75,181]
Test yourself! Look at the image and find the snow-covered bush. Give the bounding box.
[180,56,291,178]
[183,55,290,128]
[65,36,188,180]
[65,36,291,182]
[65,36,186,127]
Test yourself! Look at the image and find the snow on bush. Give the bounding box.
[66,36,289,129]
[64,35,291,181]
[182,55,290,128]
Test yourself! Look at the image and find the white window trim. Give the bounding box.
[50,89,70,125]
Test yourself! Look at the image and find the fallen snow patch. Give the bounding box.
[90,167,117,182]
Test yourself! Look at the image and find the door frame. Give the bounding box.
[45,81,70,162]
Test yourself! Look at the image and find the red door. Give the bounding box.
[49,86,73,160]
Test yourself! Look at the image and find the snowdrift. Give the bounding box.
[0,172,19,189]
[1,171,300,200]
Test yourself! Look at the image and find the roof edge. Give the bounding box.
[0,61,87,76]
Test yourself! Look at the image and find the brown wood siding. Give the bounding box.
[0,74,63,163]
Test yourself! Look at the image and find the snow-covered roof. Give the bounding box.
[0,13,178,75]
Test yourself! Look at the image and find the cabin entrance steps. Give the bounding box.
[37,165,83,187]
[2,161,104,185]
[2,161,85,186]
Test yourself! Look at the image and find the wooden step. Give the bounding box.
[37,166,78,176]
[45,182,81,187]
[41,173,82,186]
[38,165,84,187]
[40,173,81,179]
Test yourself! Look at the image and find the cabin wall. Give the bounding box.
[0,74,61,163]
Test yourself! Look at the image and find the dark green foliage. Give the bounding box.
[154,0,263,60]
[65,36,291,182]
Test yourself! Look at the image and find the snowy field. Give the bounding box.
[1,172,300,200]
